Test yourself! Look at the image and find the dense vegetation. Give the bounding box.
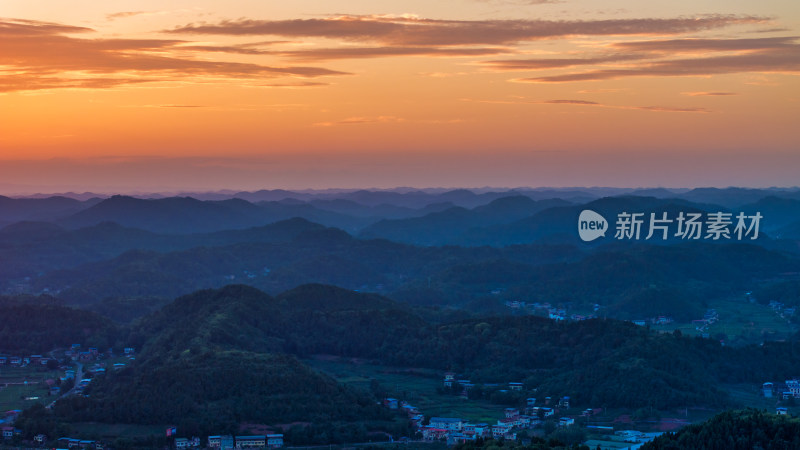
[43,283,800,435]
[56,350,389,437]
[642,409,800,449]
[453,437,590,450]
[0,296,118,353]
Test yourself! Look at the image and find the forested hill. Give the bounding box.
[0,296,118,353]
[642,409,800,449]
[46,284,800,435]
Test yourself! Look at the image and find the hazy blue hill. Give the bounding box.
[197,217,326,246]
[275,283,397,311]
[740,196,800,231]
[234,188,304,202]
[359,196,570,246]
[0,220,66,243]
[0,195,97,227]
[254,200,371,231]
[265,254,386,291]
[629,187,684,197]
[0,218,327,284]
[60,195,256,233]
[58,195,367,234]
[456,196,722,246]
[359,206,480,245]
[776,220,800,240]
[679,187,800,208]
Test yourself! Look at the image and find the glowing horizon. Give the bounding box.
[1,0,798,194]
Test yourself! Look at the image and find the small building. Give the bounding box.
[504,408,519,419]
[209,435,234,449]
[560,396,570,408]
[763,382,774,398]
[509,382,523,391]
[266,434,283,448]
[444,372,455,387]
[383,398,398,409]
[559,417,575,427]
[777,407,788,415]
[430,417,462,431]
[175,438,190,448]
[786,379,800,398]
[2,427,14,439]
[235,435,266,448]
[34,434,47,444]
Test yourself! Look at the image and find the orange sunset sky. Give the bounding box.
[1,0,799,194]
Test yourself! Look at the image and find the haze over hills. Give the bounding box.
[1,186,800,448]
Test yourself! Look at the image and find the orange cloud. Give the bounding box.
[518,47,800,82]
[0,18,348,93]
[166,15,768,46]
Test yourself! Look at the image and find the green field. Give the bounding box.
[651,298,798,345]
[0,364,64,410]
[306,356,504,424]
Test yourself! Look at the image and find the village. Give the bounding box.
[1,343,799,449]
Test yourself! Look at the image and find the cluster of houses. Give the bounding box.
[3,431,105,450]
[386,383,580,447]
[0,353,56,368]
[762,379,800,400]
[11,433,284,449]
[504,301,599,322]
[768,301,796,319]
[203,433,284,449]
[415,403,578,445]
[631,316,674,327]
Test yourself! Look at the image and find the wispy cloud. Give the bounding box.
[106,11,148,21]
[682,91,738,96]
[166,15,768,46]
[314,116,406,127]
[462,97,711,113]
[0,18,348,93]
[517,46,800,82]
[277,46,510,61]
[483,53,646,70]
[610,36,798,52]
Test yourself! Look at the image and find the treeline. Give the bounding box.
[0,298,118,353]
[57,350,391,437]
[453,437,590,450]
[8,283,800,443]
[642,409,800,449]
[89,285,800,412]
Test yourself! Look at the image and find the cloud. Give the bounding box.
[0,18,348,93]
[483,53,646,70]
[166,15,768,46]
[516,45,800,82]
[255,81,330,88]
[314,116,406,127]
[682,91,738,96]
[462,97,711,112]
[542,99,599,105]
[106,11,148,21]
[278,46,510,61]
[610,36,798,52]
